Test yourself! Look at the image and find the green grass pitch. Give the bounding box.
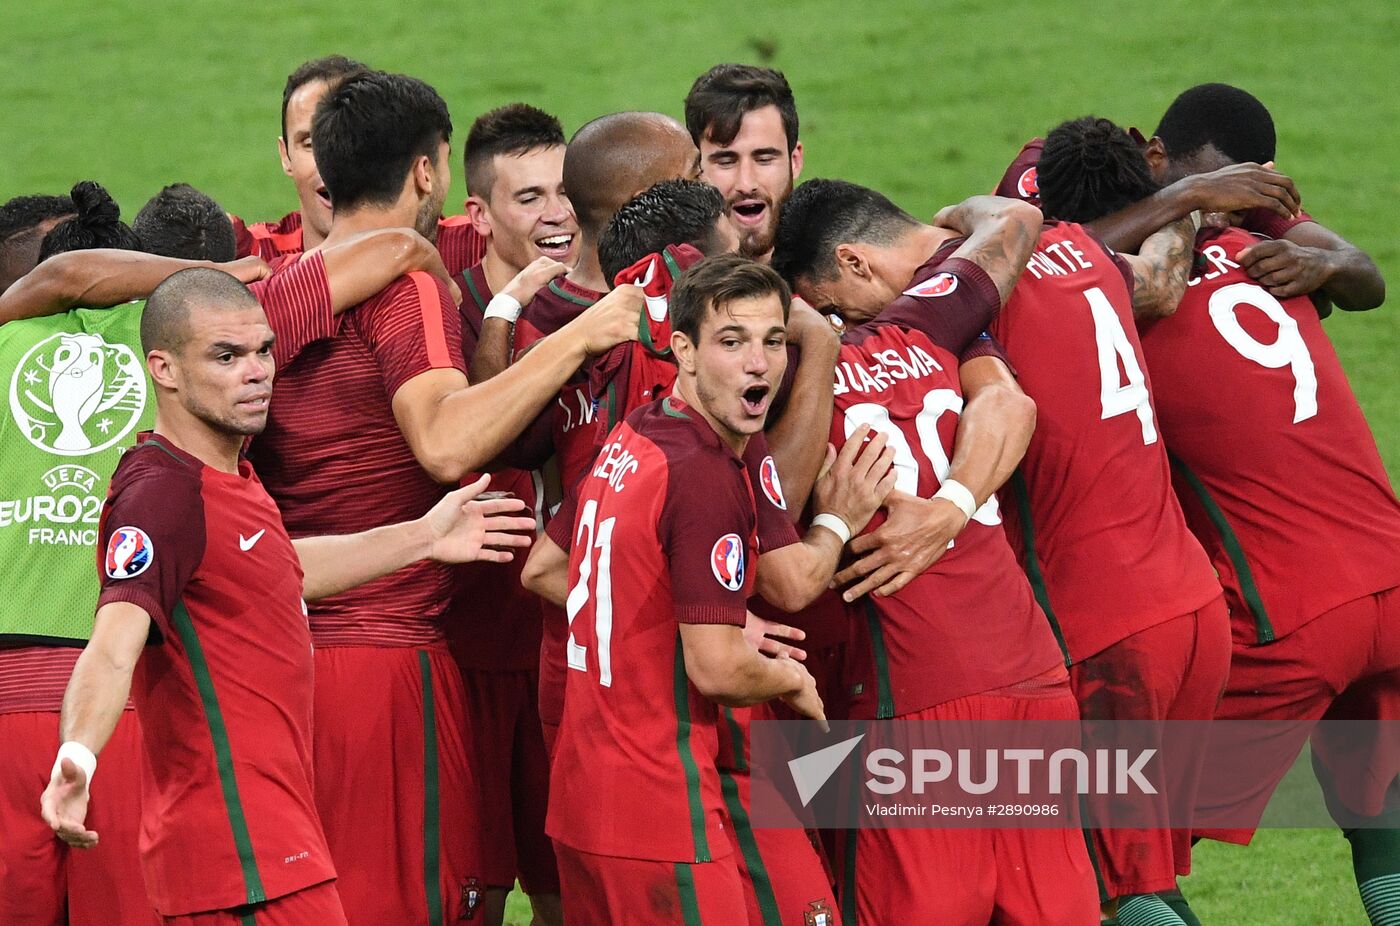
[5,1,1396,922]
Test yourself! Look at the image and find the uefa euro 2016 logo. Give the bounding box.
[9,332,147,456]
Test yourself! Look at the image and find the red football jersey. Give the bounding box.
[445,263,545,672]
[96,434,333,915]
[994,138,1044,207]
[436,214,488,277]
[990,222,1220,662]
[548,397,758,862]
[1139,227,1400,643]
[832,248,1062,718]
[248,272,467,648]
[233,211,305,262]
[246,251,336,370]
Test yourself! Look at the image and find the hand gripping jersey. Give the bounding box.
[832,246,1062,718]
[990,222,1220,663]
[96,435,333,915]
[547,397,761,863]
[1138,226,1400,643]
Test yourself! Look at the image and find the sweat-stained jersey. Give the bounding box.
[248,271,467,647]
[990,222,1220,663]
[1138,226,1400,643]
[832,245,1062,718]
[96,434,333,915]
[548,397,761,863]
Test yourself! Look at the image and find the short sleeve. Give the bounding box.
[743,433,800,552]
[874,256,1003,355]
[660,454,754,626]
[231,215,256,259]
[250,251,337,369]
[361,272,467,398]
[546,490,578,551]
[96,466,206,640]
[959,331,1010,368]
[993,138,1044,208]
[1241,207,1314,241]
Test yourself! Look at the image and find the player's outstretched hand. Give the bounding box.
[41,758,98,849]
[1236,238,1335,300]
[221,255,272,284]
[777,654,828,733]
[503,256,570,306]
[573,283,645,356]
[836,490,967,602]
[423,475,537,564]
[744,612,808,661]
[1184,161,1301,220]
[812,425,898,538]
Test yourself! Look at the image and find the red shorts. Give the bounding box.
[312,645,485,926]
[0,709,157,926]
[161,880,345,925]
[459,667,559,895]
[1197,585,1400,843]
[721,766,839,926]
[1069,597,1231,897]
[842,671,1097,926]
[555,844,747,925]
[541,718,560,761]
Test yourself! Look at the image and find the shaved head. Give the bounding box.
[143,268,261,354]
[562,111,700,240]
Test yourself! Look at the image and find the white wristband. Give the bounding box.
[933,479,977,521]
[811,512,853,545]
[53,741,97,786]
[483,292,523,323]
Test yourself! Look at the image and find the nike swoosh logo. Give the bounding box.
[238,529,266,551]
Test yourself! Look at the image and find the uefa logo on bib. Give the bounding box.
[10,332,147,456]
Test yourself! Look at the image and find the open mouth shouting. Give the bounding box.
[729,197,771,229]
[313,185,332,211]
[534,232,574,260]
[740,381,771,418]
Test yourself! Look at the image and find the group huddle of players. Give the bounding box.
[1,55,1397,926]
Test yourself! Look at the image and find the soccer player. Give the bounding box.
[855,122,1229,925]
[0,192,75,292]
[245,69,644,925]
[38,267,534,926]
[685,64,802,262]
[1039,116,1400,926]
[773,182,1101,925]
[544,254,891,924]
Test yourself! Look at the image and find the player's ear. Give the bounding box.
[670,330,697,373]
[1143,137,1169,181]
[146,349,178,391]
[789,140,804,182]
[834,243,870,281]
[412,154,435,197]
[277,137,293,177]
[464,196,491,238]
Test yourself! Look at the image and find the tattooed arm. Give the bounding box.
[1116,216,1196,320]
[933,196,1043,303]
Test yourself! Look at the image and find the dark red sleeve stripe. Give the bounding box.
[408,271,452,369]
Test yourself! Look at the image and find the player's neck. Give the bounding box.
[322,201,421,245]
[910,224,960,257]
[152,412,242,475]
[566,238,608,294]
[300,212,327,250]
[481,248,517,296]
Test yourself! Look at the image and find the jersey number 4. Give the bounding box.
[565,499,615,686]
[1208,282,1318,423]
[1085,286,1158,445]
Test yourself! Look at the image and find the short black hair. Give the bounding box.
[1038,116,1161,224]
[133,184,237,262]
[38,181,141,261]
[770,179,916,285]
[143,267,260,355]
[0,194,76,243]
[312,70,453,212]
[685,64,799,151]
[1155,83,1276,165]
[598,180,727,282]
[465,103,565,200]
[670,252,791,343]
[281,55,368,140]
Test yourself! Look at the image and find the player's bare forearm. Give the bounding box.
[938,196,1043,303]
[469,318,514,383]
[521,532,570,608]
[755,528,845,612]
[59,602,150,754]
[295,521,430,601]
[1085,188,1194,253]
[1285,222,1385,311]
[765,305,840,516]
[679,623,807,706]
[951,357,1036,502]
[319,228,455,314]
[0,250,264,324]
[1124,216,1195,319]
